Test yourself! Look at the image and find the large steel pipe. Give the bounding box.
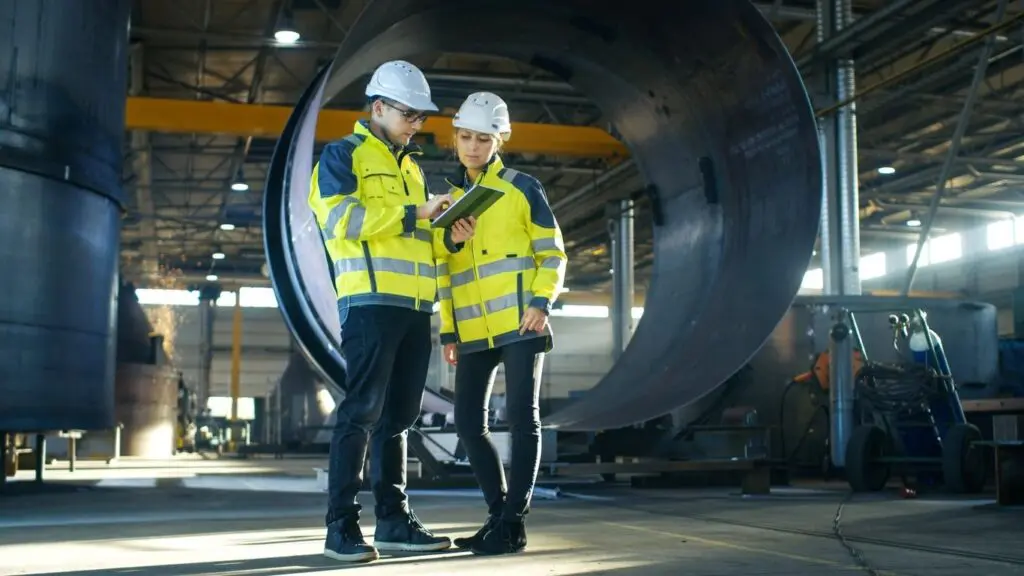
[264,0,822,431]
[0,1,130,431]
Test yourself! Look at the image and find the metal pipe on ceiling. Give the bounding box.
[902,0,1010,296]
[816,10,1024,119]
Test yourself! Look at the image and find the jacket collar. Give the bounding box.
[354,120,423,157]
[445,154,504,189]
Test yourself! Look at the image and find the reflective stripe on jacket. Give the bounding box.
[308,120,456,315]
[437,155,568,354]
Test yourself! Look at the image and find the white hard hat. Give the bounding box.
[365,60,438,112]
[452,91,512,141]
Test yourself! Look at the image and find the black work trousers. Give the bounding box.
[454,337,545,520]
[325,305,432,525]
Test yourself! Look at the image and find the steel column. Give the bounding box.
[610,199,636,359]
[196,286,221,409]
[818,0,860,468]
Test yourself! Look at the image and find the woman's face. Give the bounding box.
[455,128,499,171]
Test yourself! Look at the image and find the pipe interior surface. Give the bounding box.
[0,0,130,431]
[264,0,822,431]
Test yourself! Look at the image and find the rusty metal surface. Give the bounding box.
[264,0,822,431]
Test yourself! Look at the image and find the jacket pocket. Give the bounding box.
[360,166,403,199]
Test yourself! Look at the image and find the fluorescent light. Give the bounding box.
[212,252,225,260]
[230,181,249,192]
[906,219,922,227]
[274,29,300,44]
[220,223,235,231]
[205,274,219,282]
[877,166,896,175]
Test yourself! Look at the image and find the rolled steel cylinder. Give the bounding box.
[0,1,130,431]
[264,0,822,431]
[114,363,179,458]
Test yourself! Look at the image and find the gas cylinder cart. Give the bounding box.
[844,309,987,493]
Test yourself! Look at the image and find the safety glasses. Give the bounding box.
[384,100,429,124]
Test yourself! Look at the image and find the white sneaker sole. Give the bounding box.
[373,539,453,552]
[323,547,380,562]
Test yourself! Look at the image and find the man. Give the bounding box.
[307,59,476,563]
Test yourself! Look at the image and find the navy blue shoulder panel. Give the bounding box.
[498,167,555,228]
[317,134,365,198]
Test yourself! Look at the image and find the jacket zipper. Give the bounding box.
[516,272,524,319]
[396,149,422,309]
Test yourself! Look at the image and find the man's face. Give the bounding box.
[374,99,428,146]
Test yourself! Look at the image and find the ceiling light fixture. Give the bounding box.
[274,13,301,44]
[877,166,896,175]
[906,219,922,227]
[206,274,219,282]
[275,28,301,44]
[230,167,249,192]
[212,252,225,260]
[220,223,236,231]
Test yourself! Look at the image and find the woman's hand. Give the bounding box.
[443,343,459,366]
[450,216,476,244]
[519,306,548,335]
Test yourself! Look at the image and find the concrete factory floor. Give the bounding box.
[2,457,1023,575]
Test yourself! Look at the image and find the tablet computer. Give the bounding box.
[430,184,505,228]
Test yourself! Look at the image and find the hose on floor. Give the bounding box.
[833,492,882,576]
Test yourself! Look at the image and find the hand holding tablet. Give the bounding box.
[430,184,504,228]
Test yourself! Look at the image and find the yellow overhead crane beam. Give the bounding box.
[124,97,630,158]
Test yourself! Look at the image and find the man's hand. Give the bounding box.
[417,193,451,220]
[519,307,548,335]
[450,217,476,244]
[443,343,458,366]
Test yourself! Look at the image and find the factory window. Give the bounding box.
[988,219,1016,250]
[929,233,962,264]
[905,242,930,268]
[1015,217,1024,246]
[551,304,609,318]
[801,268,824,290]
[136,288,201,306]
[237,287,279,307]
[859,252,887,280]
[205,396,256,420]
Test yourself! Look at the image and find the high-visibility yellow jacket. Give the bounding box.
[308,121,457,315]
[437,155,568,354]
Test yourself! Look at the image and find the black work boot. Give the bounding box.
[323,517,379,563]
[454,515,501,549]
[373,510,452,552]
[470,519,527,555]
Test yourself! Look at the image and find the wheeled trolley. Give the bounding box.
[844,310,986,493]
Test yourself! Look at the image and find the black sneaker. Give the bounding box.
[373,510,452,552]
[454,515,500,549]
[470,519,527,556]
[323,517,380,563]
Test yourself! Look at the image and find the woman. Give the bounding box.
[436,91,568,556]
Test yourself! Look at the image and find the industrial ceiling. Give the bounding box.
[123,0,1024,294]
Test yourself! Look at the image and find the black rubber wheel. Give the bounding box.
[942,423,986,494]
[845,425,891,492]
